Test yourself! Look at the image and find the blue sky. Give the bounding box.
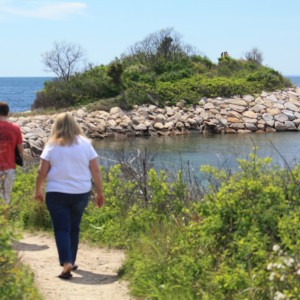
[0,0,299,77]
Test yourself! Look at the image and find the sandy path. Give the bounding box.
[13,232,135,300]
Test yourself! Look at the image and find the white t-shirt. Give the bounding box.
[41,135,98,194]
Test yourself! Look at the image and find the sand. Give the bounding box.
[13,232,135,300]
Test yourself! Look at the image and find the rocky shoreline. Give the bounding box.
[11,87,300,157]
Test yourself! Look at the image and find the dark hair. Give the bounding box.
[0,102,9,116]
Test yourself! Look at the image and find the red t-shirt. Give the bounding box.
[0,120,23,170]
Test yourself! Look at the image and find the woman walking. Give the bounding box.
[35,112,105,279]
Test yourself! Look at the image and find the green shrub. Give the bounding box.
[32,65,119,109]
[125,82,160,106]
[0,204,42,300]
[247,68,292,90]
[122,152,300,299]
[156,75,262,104]
[10,166,52,230]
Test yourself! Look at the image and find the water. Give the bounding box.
[287,75,300,87]
[0,77,53,112]
[94,132,300,173]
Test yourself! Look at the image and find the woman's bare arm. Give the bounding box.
[35,159,51,202]
[89,158,105,207]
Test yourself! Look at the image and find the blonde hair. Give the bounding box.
[49,112,83,146]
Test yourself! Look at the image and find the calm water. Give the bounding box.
[94,132,300,173]
[0,77,53,112]
[288,75,300,87]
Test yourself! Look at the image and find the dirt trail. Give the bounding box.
[13,233,135,300]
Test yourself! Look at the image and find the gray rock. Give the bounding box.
[243,117,258,124]
[134,124,148,131]
[284,102,299,112]
[282,110,295,121]
[110,107,123,115]
[224,99,248,106]
[274,122,287,131]
[229,104,247,113]
[274,113,289,123]
[230,123,245,130]
[252,104,266,113]
[243,95,255,102]
[154,122,164,130]
[285,121,297,130]
[266,95,278,102]
[204,103,215,110]
[245,123,257,131]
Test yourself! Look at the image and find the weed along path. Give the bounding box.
[13,232,134,300]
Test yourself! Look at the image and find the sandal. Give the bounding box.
[58,271,72,279]
[72,264,78,270]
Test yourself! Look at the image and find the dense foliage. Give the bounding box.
[0,203,42,300]
[7,150,300,299]
[32,28,292,109]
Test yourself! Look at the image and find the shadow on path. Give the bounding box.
[12,240,49,252]
[66,269,119,285]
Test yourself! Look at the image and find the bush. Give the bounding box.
[0,204,42,299]
[125,82,160,106]
[32,79,78,109]
[156,75,261,104]
[32,66,119,109]
[247,68,293,90]
[121,152,300,299]
[10,166,52,230]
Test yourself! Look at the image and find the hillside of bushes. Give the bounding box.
[32,28,292,110]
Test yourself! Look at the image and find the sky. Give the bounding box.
[0,0,299,77]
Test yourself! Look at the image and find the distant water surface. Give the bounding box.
[287,75,300,87]
[0,77,53,112]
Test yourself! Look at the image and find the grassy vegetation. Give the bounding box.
[3,149,300,299]
[0,203,42,300]
[32,28,292,110]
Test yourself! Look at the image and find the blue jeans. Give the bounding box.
[46,192,89,266]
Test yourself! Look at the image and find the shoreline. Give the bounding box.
[11,87,300,158]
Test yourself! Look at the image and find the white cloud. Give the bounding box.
[0,1,87,20]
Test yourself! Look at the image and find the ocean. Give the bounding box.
[0,77,54,112]
[0,76,299,113]
[287,76,300,87]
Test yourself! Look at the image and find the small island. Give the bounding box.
[13,28,299,157]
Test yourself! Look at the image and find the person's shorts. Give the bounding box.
[0,169,16,204]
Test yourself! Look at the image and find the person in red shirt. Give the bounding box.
[0,102,23,204]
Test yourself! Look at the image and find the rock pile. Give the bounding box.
[11,87,300,156]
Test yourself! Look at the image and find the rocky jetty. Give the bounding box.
[11,87,300,157]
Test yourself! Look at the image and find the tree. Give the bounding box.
[245,47,263,65]
[107,59,125,100]
[157,36,173,60]
[124,28,195,67]
[42,41,86,83]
